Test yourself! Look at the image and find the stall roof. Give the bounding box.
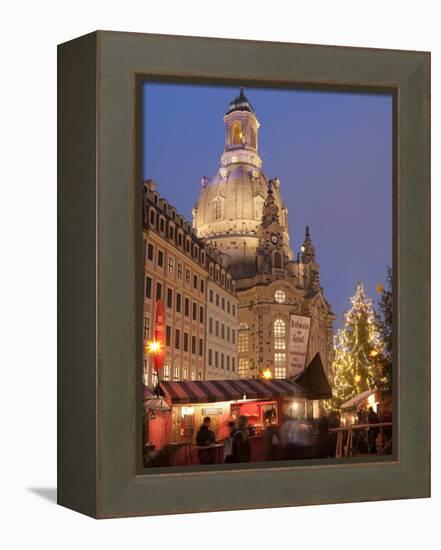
[143,384,157,400]
[159,378,304,405]
[341,388,376,410]
[294,353,333,400]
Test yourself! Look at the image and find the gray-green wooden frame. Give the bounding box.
[58,31,430,518]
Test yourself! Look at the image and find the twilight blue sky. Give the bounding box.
[142,83,392,327]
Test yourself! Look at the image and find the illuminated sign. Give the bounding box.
[288,314,311,375]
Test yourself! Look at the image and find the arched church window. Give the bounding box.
[273,319,286,350]
[238,322,249,353]
[231,121,243,145]
[274,290,286,304]
[273,252,282,269]
[213,197,223,220]
[273,319,287,378]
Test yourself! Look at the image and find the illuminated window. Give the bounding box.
[274,319,287,378]
[238,358,249,377]
[191,370,196,381]
[231,121,242,145]
[182,367,188,381]
[168,257,174,273]
[238,322,249,353]
[273,319,286,350]
[274,290,286,304]
[173,366,179,381]
[250,126,256,148]
[163,363,170,381]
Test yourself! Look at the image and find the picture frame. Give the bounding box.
[58,31,430,518]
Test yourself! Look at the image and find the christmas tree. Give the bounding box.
[374,267,393,393]
[328,283,383,411]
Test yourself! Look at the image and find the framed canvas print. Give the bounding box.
[58,31,430,518]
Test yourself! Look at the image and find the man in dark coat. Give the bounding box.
[196,416,216,464]
[231,415,251,463]
[367,407,380,454]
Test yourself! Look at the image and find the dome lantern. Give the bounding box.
[222,88,261,168]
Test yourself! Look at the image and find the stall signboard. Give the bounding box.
[288,314,311,375]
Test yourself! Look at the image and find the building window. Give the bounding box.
[143,317,150,339]
[199,306,204,323]
[158,250,164,267]
[227,326,230,342]
[216,293,219,307]
[273,251,282,269]
[215,320,219,337]
[192,302,197,321]
[199,338,203,357]
[238,358,248,377]
[183,367,188,381]
[167,288,173,309]
[185,269,190,284]
[177,264,183,279]
[193,274,198,289]
[156,282,162,300]
[274,355,287,379]
[209,289,214,302]
[232,329,236,345]
[163,363,170,381]
[232,357,235,372]
[178,233,183,247]
[184,298,189,317]
[166,325,171,347]
[227,355,230,370]
[191,336,196,355]
[176,293,181,313]
[208,349,212,366]
[168,257,174,273]
[238,323,249,353]
[227,301,230,314]
[159,217,165,233]
[145,276,152,299]
[149,209,156,225]
[221,353,224,369]
[184,332,189,352]
[147,243,154,261]
[191,370,196,381]
[274,319,286,350]
[186,239,190,253]
[221,297,225,310]
[208,317,213,335]
[215,351,219,368]
[173,366,179,381]
[274,319,287,378]
[274,289,286,304]
[232,304,236,316]
[221,323,225,340]
[200,279,205,294]
[175,329,180,350]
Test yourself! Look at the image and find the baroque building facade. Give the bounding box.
[192,89,335,379]
[142,180,238,387]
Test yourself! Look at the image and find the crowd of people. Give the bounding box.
[195,405,388,465]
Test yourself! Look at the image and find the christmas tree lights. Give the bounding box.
[327,283,384,411]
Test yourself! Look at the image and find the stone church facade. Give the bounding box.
[193,88,335,379]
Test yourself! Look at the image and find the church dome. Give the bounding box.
[192,89,292,278]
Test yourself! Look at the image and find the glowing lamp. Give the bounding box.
[262,368,273,380]
[146,340,162,354]
[354,374,361,383]
[369,350,378,357]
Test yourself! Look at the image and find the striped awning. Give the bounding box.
[143,384,157,400]
[159,378,304,405]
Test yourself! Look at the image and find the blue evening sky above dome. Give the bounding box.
[142,83,392,327]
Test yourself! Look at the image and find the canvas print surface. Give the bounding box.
[141,84,393,469]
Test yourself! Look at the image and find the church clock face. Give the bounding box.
[271,233,279,244]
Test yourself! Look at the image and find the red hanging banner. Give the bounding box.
[153,299,166,372]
